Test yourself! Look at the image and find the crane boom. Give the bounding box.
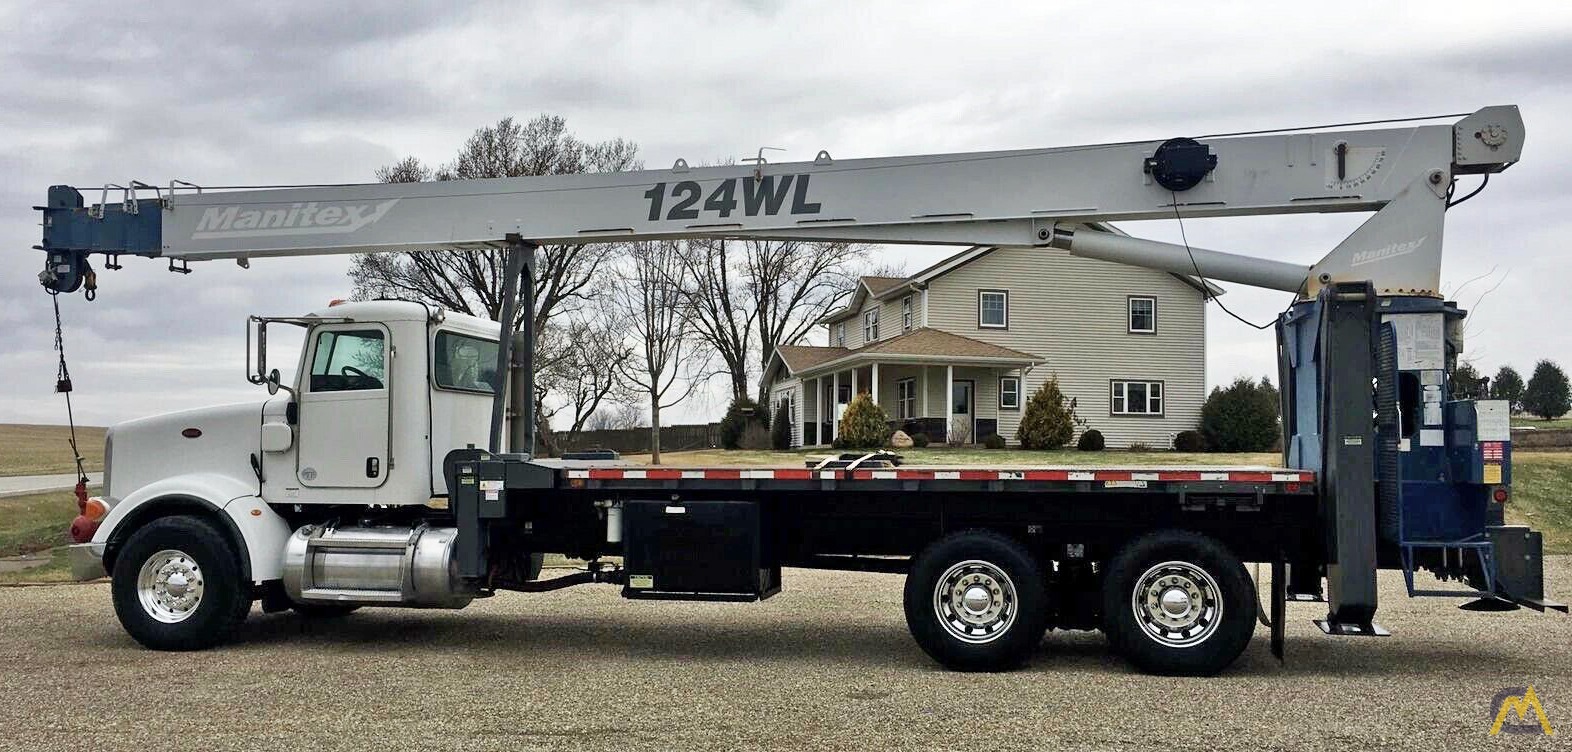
[38,106,1521,299]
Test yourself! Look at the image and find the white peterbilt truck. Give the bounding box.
[39,105,1561,676]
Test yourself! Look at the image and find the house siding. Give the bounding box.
[824,289,919,350]
[923,246,1206,448]
[771,379,804,448]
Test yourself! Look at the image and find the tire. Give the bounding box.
[903,529,1049,672]
[1101,530,1255,676]
[111,515,251,651]
[290,603,360,619]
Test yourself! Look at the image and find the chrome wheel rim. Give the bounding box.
[933,559,1018,644]
[1131,560,1221,648]
[136,549,205,623]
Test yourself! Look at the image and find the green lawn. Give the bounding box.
[0,487,100,585]
[1508,452,1572,554]
[1513,417,1572,430]
[0,487,95,558]
[0,423,105,476]
[0,547,73,584]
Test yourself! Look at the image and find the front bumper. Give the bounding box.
[68,542,107,581]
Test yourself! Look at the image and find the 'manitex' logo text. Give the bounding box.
[1349,236,1426,268]
[192,199,399,239]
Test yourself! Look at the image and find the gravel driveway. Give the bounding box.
[0,562,1567,751]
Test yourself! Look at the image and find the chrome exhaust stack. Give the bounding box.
[282,523,473,608]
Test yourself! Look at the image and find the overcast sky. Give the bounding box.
[1,0,1569,429]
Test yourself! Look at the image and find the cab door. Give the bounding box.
[297,325,391,488]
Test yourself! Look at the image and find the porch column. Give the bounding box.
[851,366,859,396]
[831,371,840,441]
[815,375,823,445]
[946,365,955,442]
[871,362,880,405]
[922,366,929,417]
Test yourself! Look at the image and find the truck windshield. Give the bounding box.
[433,331,498,394]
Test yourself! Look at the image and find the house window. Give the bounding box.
[897,378,917,419]
[901,295,913,332]
[835,322,846,347]
[863,308,880,342]
[1128,296,1156,333]
[999,376,1020,410]
[1111,380,1163,415]
[978,290,1008,329]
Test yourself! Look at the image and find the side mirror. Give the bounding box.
[266,368,284,396]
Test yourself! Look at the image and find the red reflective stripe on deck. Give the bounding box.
[587,469,626,479]
[1093,471,1132,481]
[1158,471,1203,481]
[771,469,812,480]
[643,469,684,480]
[1023,470,1071,481]
[1229,472,1275,482]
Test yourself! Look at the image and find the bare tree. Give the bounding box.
[542,314,632,441]
[670,238,756,402]
[349,115,639,447]
[586,403,647,431]
[746,239,870,404]
[610,241,710,464]
[670,238,872,406]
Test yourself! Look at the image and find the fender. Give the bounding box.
[94,473,291,583]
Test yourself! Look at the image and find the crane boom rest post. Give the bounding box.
[33,105,1563,675]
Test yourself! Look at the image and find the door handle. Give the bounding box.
[366,457,380,478]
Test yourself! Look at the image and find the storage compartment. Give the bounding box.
[621,500,780,601]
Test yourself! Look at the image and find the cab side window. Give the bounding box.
[433,332,499,394]
[309,329,386,392]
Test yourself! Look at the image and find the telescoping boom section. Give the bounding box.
[35,106,1560,677]
[41,107,1519,298]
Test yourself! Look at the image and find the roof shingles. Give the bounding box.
[774,328,1042,377]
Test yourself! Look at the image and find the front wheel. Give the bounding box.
[1101,530,1255,676]
[903,530,1048,672]
[111,515,251,651]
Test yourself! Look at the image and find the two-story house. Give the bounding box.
[762,237,1219,449]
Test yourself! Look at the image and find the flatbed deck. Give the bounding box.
[560,464,1316,494]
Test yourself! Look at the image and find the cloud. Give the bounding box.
[1,0,1570,428]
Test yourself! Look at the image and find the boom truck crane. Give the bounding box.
[36,105,1563,675]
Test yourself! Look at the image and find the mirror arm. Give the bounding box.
[247,316,268,386]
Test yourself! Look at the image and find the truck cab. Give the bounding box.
[257,300,500,506]
[71,300,502,587]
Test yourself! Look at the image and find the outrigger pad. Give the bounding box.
[1314,619,1391,637]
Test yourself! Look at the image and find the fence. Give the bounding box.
[1511,428,1572,450]
[553,423,721,455]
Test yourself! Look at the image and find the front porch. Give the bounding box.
[799,361,1031,446]
[768,328,1044,449]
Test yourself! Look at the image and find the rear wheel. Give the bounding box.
[1101,530,1255,675]
[903,529,1048,672]
[111,515,251,651]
